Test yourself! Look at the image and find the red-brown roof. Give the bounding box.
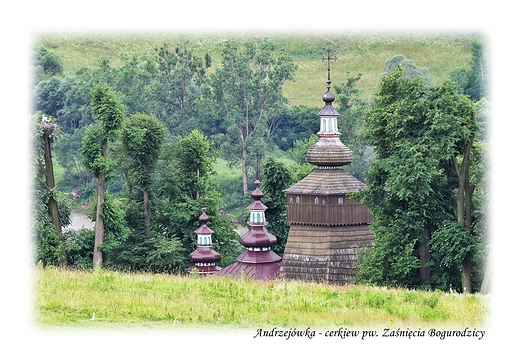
[189,246,222,264]
[240,225,277,249]
[236,249,281,263]
[217,260,281,280]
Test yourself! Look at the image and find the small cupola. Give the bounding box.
[240,179,277,250]
[188,208,222,275]
[317,80,341,136]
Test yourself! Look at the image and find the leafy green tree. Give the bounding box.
[105,194,185,273]
[155,130,240,268]
[33,77,64,117]
[33,46,63,80]
[56,75,96,134]
[260,158,293,255]
[33,72,96,135]
[63,228,94,269]
[267,105,319,151]
[114,54,158,117]
[379,54,432,85]
[80,86,125,269]
[121,113,166,234]
[356,66,479,289]
[429,220,475,290]
[154,40,211,134]
[205,38,297,195]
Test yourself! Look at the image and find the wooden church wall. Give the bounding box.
[286,194,374,226]
[281,224,374,283]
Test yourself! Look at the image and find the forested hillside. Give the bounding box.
[36,32,478,106]
[32,32,488,292]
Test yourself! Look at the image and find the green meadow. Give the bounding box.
[35,267,488,330]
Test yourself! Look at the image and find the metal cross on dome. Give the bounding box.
[321,48,337,83]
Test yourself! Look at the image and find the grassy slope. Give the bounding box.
[35,31,481,108]
[35,267,488,329]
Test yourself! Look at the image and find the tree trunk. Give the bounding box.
[457,127,475,294]
[93,139,107,270]
[41,123,67,267]
[93,173,105,270]
[241,145,248,196]
[461,258,472,294]
[419,228,431,282]
[143,187,150,236]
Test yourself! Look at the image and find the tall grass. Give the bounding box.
[35,267,488,329]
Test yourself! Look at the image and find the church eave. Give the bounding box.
[284,169,367,195]
[317,104,340,117]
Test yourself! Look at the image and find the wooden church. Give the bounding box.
[189,51,374,284]
[279,53,375,284]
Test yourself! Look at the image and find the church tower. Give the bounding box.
[218,178,282,280]
[187,208,222,275]
[279,50,375,284]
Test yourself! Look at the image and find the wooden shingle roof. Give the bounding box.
[284,168,367,195]
[306,138,353,166]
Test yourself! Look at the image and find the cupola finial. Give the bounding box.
[321,48,337,103]
[321,48,337,89]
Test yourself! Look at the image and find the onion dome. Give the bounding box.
[318,81,340,118]
[188,208,222,275]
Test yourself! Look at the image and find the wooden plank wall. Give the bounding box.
[286,194,374,226]
[280,224,374,284]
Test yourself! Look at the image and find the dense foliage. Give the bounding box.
[356,64,487,292]
[203,38,298,195]
[260,157,294,255]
